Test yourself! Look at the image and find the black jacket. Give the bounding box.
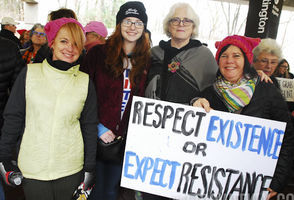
[200,80,294,192]
[0,29,21,48]
[33,45,50,63]
[145,39,218,104]
[0,36,25,129]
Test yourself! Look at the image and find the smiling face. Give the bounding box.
[121,17,144,44]
[168,7,193,44]
[31,27,47,46]
[279,61,289,75]
[219,45,245,83]
[51,27,80,63]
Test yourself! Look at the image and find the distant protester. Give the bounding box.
[252,38,281,83]
[0,17,21,47]
[84,21,108,51]
[273,58,294,79]
[17,29,30,49]
[21,23,47,64]
[48,7,78,21]
[253,38,282,76]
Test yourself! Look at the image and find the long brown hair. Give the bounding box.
[273,59,290,78]
[105,24,150,87]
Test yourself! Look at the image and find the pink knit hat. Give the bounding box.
[215,35,261,64]
[44,17,85,46]
[84,21,108,38]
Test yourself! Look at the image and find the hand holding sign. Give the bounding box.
[121,96,286,200]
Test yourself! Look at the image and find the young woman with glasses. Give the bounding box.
[273,59,294,79]
[81,1,151,200]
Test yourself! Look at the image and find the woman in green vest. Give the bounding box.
[0,17,98,200]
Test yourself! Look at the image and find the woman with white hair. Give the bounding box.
[145,2,218,105]
[143,2,218,200]
[252,38,282,77]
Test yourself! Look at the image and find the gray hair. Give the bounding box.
[252,38,282,62]
[163,3,200,38]
[29,23,44,37]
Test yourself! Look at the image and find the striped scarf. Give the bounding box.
[214,76,257,112]
[22,47,37,64]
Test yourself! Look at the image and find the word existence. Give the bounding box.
[122,99,284,199]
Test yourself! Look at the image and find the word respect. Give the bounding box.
[132,100,206,137]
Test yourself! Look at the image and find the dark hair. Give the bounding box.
[105,24,150,88]
[29,23,44,37]
[146,29,152,46]
[217,44,258,79]
[49,8,77,21]
[273,58,290,78]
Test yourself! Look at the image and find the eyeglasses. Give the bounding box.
[257,58,278,66]
[121,19,144,28]
[32,31,46,37]
[280,65,289,70]
[169,17,193,26]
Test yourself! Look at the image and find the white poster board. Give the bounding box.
[276,77,294,102]
[121,96,286,200]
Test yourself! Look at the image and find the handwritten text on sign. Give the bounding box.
[121,96,286,200]
[276,77,294,102]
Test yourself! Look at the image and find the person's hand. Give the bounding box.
[266,188,277,200]
[0,160,23,187]
[257,70,273,83]
[193,98,212,113]
[100,130,116,143]
[72,171,95,200]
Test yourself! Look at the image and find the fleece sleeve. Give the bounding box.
[79,79,98,172]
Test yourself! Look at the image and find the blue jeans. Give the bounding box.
[0,180,5,200]
[89,160,122,200]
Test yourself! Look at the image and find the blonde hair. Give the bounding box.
[56,23,85,54]
[163,3,200,38]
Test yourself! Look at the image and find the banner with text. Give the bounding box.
[244,0,283,39]
[121,96,286,200]
[276,77,294,102]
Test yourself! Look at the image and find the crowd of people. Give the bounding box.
[0,1,293,200]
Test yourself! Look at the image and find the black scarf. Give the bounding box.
[46,50,79,71]
[158,39,202,100]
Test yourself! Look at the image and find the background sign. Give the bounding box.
[245,0,284,39]
[121,96,286,200]
[276,77,294,102]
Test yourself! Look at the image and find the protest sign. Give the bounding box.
[121,96,286,200]
[276,77,294,102]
